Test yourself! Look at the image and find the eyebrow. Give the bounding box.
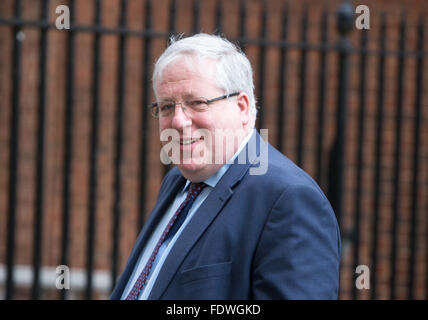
[158,93,200,101]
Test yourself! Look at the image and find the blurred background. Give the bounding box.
[0,0,427,300]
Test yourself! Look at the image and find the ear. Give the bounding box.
[236,92,250,126]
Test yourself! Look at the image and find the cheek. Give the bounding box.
[212,109,242,130]
[158,119,172,146]
[159,118,171,132]
[191,113,215,131]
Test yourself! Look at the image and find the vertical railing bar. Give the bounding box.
[327,7,353,296]
[215,0,223,35]
[315,9,329,184]
[137,0,152,235]
[296,6,308,167]
[256,1,267,130]
[85,0,102,299]
[329,4,353,299]
[192,0,200,34]
[370,13,387,300]
[276,3,288,153]
[351,27,368,301]
[31,0,49,300]
[162,0,176,179]
[408,17,424,300]
[59,0,75,301]
[5,0,22,300]
[390,14,406,300]
[238,0,247,52]
[169,0,177,38]
[109,0,127,299]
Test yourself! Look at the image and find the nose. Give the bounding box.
[171,103,192,130]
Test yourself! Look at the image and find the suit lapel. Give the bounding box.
[148,160,253,299]
[111,170,186,298]
[136,173,186,251]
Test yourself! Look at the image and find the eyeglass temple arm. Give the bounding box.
[206,92,240,104]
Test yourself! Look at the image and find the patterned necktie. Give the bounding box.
[125,182,206,300]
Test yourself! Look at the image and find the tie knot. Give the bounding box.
[188,182,206,199]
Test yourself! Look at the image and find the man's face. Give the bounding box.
[155,57,250,182]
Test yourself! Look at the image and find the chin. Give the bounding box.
[177,162,220,183]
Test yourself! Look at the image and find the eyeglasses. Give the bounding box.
[150,92,240,118]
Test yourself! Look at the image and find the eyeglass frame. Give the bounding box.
[150,92,240,118]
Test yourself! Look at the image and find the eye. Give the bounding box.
[188,99,208,109]
[159,102,175,112]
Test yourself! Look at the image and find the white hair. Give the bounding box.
[152,33,257,118]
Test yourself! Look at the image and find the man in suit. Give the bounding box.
[111,33,341,300]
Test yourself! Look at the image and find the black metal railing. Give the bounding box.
[0,0,426,300]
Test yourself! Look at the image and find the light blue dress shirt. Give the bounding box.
[121,130,253,299]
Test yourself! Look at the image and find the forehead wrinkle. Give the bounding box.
[156,56,218,100]
[157,79,198,101]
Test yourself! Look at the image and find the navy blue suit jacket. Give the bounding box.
[111,132,341,299]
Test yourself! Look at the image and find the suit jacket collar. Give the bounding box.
[110,172,186,299]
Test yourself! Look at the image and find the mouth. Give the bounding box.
[179,137,204,146]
